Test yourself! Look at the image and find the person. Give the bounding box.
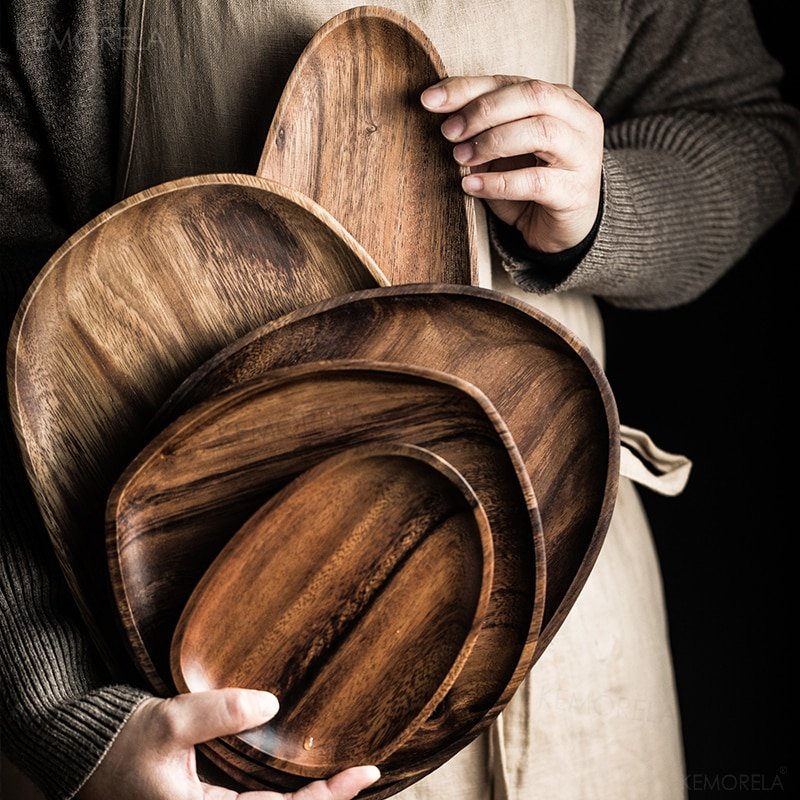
[2,0,798,798]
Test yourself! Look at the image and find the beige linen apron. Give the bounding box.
[0,3,687,799]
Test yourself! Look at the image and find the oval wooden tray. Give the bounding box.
[257,6,477,285]
[108,360,544,786]
[172,444,493,778]
[164,285,620,656]
[7,174,386,659]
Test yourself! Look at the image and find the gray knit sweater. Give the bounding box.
[1,0,798,798]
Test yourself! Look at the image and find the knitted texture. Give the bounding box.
[1,268,151,800]
[1,0,799,797]
[1,3,151,798]
[495,0,800,307]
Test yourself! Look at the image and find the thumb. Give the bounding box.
[160,688,279,747]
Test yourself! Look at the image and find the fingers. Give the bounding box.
[462,167,574,209]
[289,766,382,800]
[160,689,280,747]
[422,77,595,142]
[420,74,603,253]
[452,116,579,168]
[421,74,525,112]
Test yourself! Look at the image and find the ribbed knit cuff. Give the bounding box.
[489,181,604,291]
[1,451,152,799]
[559,151,644,296]
[1,478,152,800]
[490,148,715,307]
[23,687,150,800]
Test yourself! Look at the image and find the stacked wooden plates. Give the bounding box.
[7,8,618,797]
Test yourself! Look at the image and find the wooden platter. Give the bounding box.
[257,6,477,285]
[7,174,386,658]
[172,444,494,778]
[108,361,544,786]
[163,285,620,655]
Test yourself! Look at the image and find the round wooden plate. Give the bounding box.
[107,360,544,787]
[171,443,494,778]
[7,174,386,661]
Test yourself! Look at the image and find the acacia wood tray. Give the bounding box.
[171,443,494,778]
[107,360,544,787]
[7,174,385,659]
[163,285,620,656]
[257,6,477,285]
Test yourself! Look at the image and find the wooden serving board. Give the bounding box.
[257,6,477,285]
[163,285,620,656]
[7,174,386,660]
[172,444,494,778]
[108,361,544,786]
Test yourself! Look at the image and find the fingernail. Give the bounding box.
[462,175,484,193]
[421,86,446,109]
[441,115,465,140]
[363,766,381,783]
[259,692,280,717]
[453,142,474,164]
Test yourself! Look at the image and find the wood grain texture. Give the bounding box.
[164,285,620,657]
[257,6,478,285]
[7,174,386,660]
[108,361,544,787]
[171,444,493,778]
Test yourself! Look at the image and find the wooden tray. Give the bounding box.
[258,6,477,285]
[163,285,620,656]
[108,361,544,786]
[7,174,386,659]
[172,443,494,778]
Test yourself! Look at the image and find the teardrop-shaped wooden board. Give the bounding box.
[257,6,477,285]
[171,443,494,778]
[108,360,544,786]
[163,285,620,660]
[7,174,386,661]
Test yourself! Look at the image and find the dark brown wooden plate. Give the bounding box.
[171,443,494,778]
[7,174,386,661]
[163,285,620,657]
[257,6,478,285]
[108,360,544,786]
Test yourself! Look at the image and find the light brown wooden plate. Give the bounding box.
[108,360,544,786]
[163,285,620,657]
[257,6,477,285]
[7,174,386,660]
[171,443,494,778]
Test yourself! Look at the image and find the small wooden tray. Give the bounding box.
[171,444,493,778]
[258,6,477,285]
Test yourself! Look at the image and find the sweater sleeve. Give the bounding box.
[1,6,151,799]
[497,0,800,309]
[1,420,150,800]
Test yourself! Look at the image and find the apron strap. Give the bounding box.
[619,424,692,496]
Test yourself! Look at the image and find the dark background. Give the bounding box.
[599,2,793,793]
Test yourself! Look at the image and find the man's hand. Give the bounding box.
[421,75,604,253]
[79,689,380,799]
